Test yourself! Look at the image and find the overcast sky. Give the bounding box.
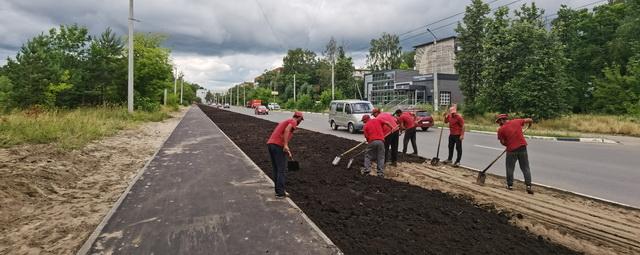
[0,0,605,91]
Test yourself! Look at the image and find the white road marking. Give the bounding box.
[474,145,504,151]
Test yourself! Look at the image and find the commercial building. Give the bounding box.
[363,36,464,109]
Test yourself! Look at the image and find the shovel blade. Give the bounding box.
[332,156,341,166]
[347,158,354,169]
[476,172,487,185]
[430,157,440,166]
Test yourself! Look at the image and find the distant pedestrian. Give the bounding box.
[372,108,400,166]
[443,105,464,167]
[361,114,393,177]
[496,114,534,194]
[267,112,304,198]
[397,109,418,155]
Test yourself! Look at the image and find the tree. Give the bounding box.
[205,91,214,104]
[130,33,173,103]
[455,0,490,115]
[400,51,416,70]
[87,27,126,105]
[0,76,13,111]
[592,57,640,114]
[480,6,513,113]
[367,32,402,71]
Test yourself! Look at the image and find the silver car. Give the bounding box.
[328,100,374,133]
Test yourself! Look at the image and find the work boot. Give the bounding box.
[453,162,460,168]
[442,159,452,164]
[526,186,534,195]
[275,193,286,199]
[506,185,513,190]
[360,168,371,175]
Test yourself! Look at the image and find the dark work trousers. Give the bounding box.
[505,146,532,187]
[267,144,287,196]
[384,130,400,163]
[402,127,418,154]
[447,135,462,163]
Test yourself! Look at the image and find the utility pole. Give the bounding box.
[179,72,184,105]
[236,85,239,106]
[427,28,439,111]
[331,58,335,100]
[163,89,167,105]
[127,0,134,113]
[293,74,296,102]
[243,85,246,107]
[173,67,177,94]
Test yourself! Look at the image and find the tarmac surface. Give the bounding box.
[226,106,640,208]
[80,107,340,255]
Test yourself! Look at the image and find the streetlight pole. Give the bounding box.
[173,67,177,94]
[331,58,335,100]
[127,0,134,113]
[427,28,439,112]
[179,72,184,105]
[293,74,296,102]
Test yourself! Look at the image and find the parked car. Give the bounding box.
[255,105,269,115]
[223,103,230,108]
[267,102,280,110]
[405,110,434,131]
[328,99,374,134]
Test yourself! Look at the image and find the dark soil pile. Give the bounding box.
[199,105,578,255]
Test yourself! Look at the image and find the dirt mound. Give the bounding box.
[0,109,185,255]
[199,105,578,255]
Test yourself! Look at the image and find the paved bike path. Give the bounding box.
[80,107,340,254]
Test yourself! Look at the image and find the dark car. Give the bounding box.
[409,110,434,131]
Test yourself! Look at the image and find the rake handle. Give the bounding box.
[340,140,367,156]
[481,126,531,173]
[435,126,444,157]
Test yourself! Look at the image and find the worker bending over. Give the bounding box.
[372,108,399,166]
[496,114,534,194]
[361,114,393,177]
[267,112,304,198]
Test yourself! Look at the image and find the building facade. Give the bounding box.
[414,36,458,75]
[364,70,462,107]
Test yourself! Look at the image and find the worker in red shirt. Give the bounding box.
[361,115,393,177]
[496,114,534,194]
[372,108,400,166]
[267,112,304,198]
[443,105,464,167]
[395,109,418,155]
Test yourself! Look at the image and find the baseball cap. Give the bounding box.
[495,114,508,123]
[361,114,371,122]
[293,111,304,120]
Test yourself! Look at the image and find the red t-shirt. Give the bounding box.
[497,119,527,152]
[377,113,398,134]
[267,119,298,146]
[363,118,385,143]
[399,112,416,129]
[446,114,465,136]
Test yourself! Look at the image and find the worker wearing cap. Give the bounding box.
[361,115,393,177]
[372,108,400,166]
[267,112,304,198]
[496,114,534,194]
[443,105,464,167]
[397,109,418,155]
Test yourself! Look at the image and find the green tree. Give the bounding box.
[87,27,126,105]
[400,51,415,70]
[367,32,402,71]
[455,0,490,115]
[0,76,13,110]
[480,6,513,113]
[130,33,173,103]
[592,57,640,114]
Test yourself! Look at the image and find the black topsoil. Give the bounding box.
[199,105,579,255]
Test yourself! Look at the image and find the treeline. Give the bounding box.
[220,37,415,111]
[0,24,202,112]
[456,0,640,119]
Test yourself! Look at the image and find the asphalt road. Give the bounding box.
[224,106,640,208]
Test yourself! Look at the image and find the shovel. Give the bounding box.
[476,126,530,185]
[430,126,445,166]
[288,157,300,171]
[332,141,367,166]
[346,149,367,169]
[476,150,506,185]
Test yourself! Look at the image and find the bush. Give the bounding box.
[135,97,161,112]
[296,95,314,111]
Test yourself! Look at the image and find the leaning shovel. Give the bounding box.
[332,141,367,166]
[430,126,445,166]
[346,149,367,169]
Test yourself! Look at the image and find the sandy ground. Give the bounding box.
[377,161,640,255]
[0,108,187,255]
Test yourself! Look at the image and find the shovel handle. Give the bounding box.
[340,140,367,156]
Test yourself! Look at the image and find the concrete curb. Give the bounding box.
[441,128,619,144]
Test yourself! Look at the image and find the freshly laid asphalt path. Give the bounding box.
[80,107,339,254]
[227,106,640,208]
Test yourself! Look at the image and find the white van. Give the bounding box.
[328,100,374,133]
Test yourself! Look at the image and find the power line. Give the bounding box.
[254,0,287,51]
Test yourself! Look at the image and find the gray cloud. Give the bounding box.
[1,0,605,90]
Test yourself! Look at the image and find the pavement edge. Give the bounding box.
[75,107,189,255]
[198,107,344,255]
